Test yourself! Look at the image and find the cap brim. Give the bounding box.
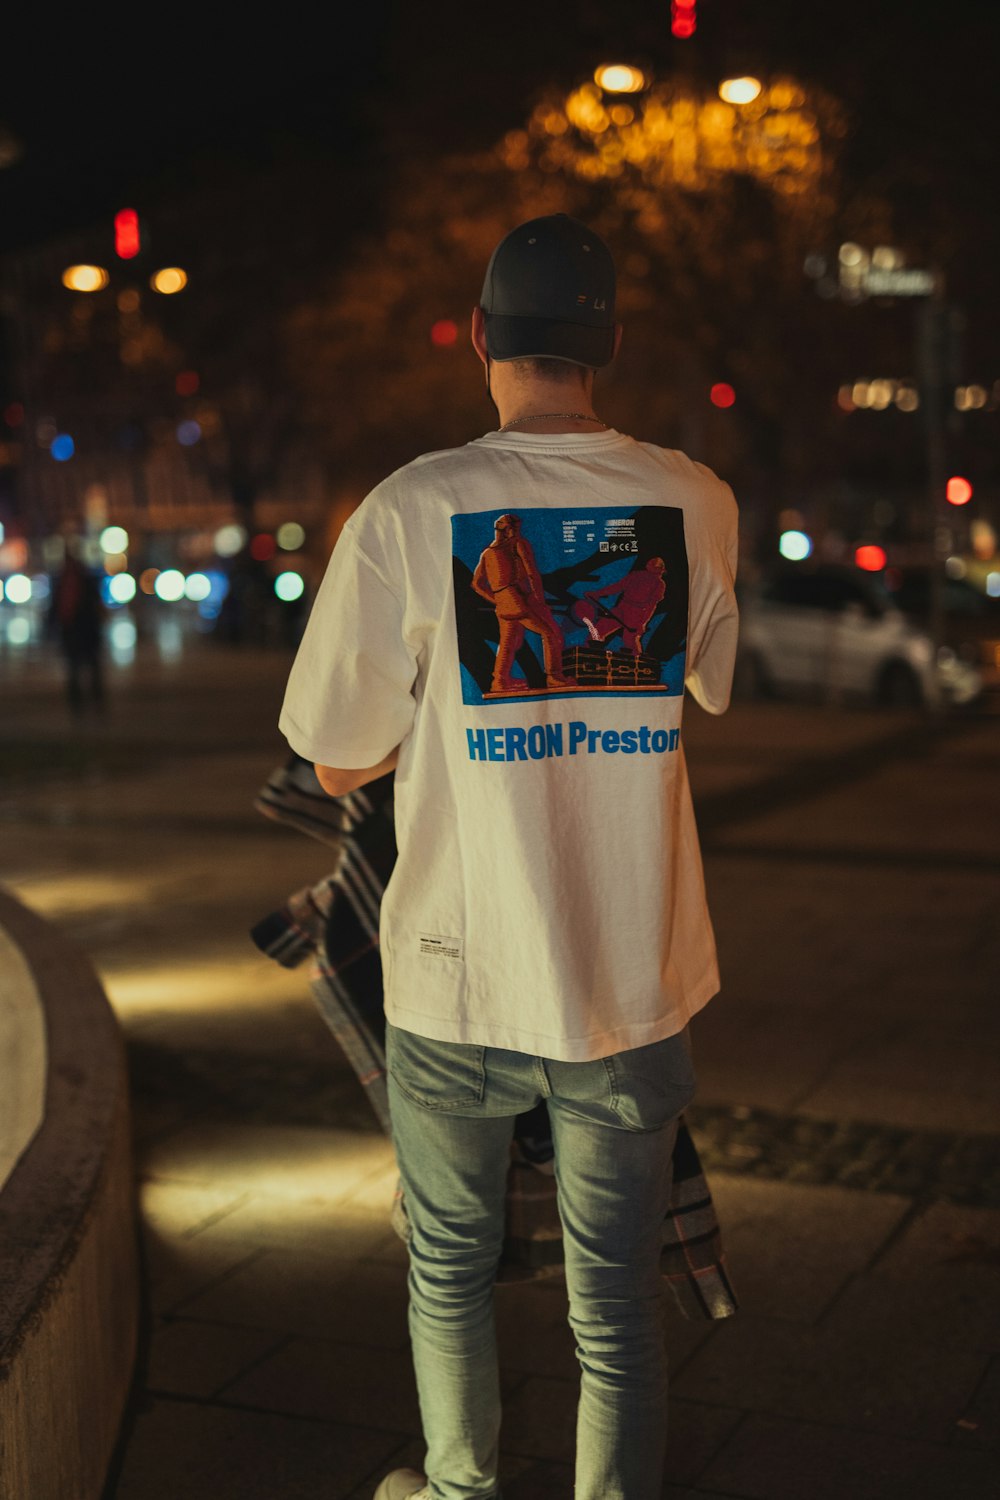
[484,314,615,368]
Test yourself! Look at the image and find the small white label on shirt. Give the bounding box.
[419,933,464,961]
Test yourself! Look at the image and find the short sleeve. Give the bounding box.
[684,483,739,715]
[279,531,417,768]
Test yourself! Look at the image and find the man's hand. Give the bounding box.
[314,746,399,798]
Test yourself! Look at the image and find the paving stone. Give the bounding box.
[194,1190,394,1261]
[690,1000,886,1114]
[497,1375,578,1462]
[673,1303,988,1444]
[138,1121,394,1199]
[175,1247,410,1348]
[138,1177,251,1247]
[702,1177,909,1321]
[699,1411,1000,1500]
[145,1234,266,1318]
[951,1354,1000,1449]
[221,1336,423,1431]
[870,1200,1000,1282]
[664,1399,745,1487]
[113,1397,404,1500]
[797,1018,1000,1133]
[145,1317,287,1399]
[495,1281,578,1379]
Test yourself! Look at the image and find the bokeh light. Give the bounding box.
[176,370,200,397]
[139,568,160,595]
[109,619,137,658]
[250,533,276,562]
[274,571,305,602]
[710,383,736,408]
[184,572,212,602]
[594,64,646,94]
[779,530,812,561]
[151,267,188,295]
[719,77,762,105]
[100,525,129,554]
[176,420,201,446]
[854,545,887,572]
[4,573,31,604]
[108,573,137,604]
[277,522,306,551]
[62,265,109,293]
[215,524,247,557]
[6,618,30,646]
[431,320,458,347]
[50,433,75,461]
[946,476,973,506]
[154,569,186,602]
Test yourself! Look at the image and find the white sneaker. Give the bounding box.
[372,1468,431,1499]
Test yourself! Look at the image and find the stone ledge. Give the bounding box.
[0,888,139,1500]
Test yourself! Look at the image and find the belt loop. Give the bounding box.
[533,1056,552,1097]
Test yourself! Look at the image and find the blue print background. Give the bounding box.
[451,504,688,706]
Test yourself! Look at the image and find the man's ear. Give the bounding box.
[471,306,489,366]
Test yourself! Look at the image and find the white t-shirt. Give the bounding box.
[280,428,738,1061]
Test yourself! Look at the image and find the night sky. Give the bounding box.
[4,1,999,293]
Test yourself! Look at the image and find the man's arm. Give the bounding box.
[314,745,400,798]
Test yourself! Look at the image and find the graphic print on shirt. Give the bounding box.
[451,505,688,705]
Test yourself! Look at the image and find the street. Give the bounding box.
[3,639,999,1499]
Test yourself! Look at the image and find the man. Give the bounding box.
[471,511,576,693]
[279,213,739,1500]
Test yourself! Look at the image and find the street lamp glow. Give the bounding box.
[594,64,646,94]
[108,573,137,604]
[277,522,306,551]
[718,76,762,105]
[154,569,186,601]
[184,572,212,602]
[779,530,812,562]
[214,524,247,557]
[150,267,188,295]
[274,571,305,602]
[99,525,129,554]
[4,573,32,604]
[62,264,110,293]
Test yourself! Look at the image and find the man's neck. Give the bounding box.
[493,378,605,434]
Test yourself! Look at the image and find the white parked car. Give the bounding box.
[736,565,982,709]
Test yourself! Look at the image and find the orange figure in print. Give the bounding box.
[471,513,577,694]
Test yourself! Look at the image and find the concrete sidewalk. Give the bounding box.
[3,644,999,1499]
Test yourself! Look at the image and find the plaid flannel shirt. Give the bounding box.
[252,754,737,1320]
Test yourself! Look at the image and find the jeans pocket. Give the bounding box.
[603,1030,697,1132]
[386,1022,486,1111]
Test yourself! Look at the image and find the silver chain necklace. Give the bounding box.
[500,412,607,431]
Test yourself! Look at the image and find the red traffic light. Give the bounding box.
[115,208,141,260]
[945,475,973,506]
[671,0,696,37]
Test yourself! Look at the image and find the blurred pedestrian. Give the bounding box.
[48,543,105,716]
[279,214,739,1500]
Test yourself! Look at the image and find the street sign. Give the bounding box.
[861,267,935,298]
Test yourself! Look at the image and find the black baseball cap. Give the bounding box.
[480,214,617,368]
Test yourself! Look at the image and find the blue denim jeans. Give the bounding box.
[385,1022,697,1500]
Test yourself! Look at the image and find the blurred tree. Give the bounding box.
[283,71,853,509]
